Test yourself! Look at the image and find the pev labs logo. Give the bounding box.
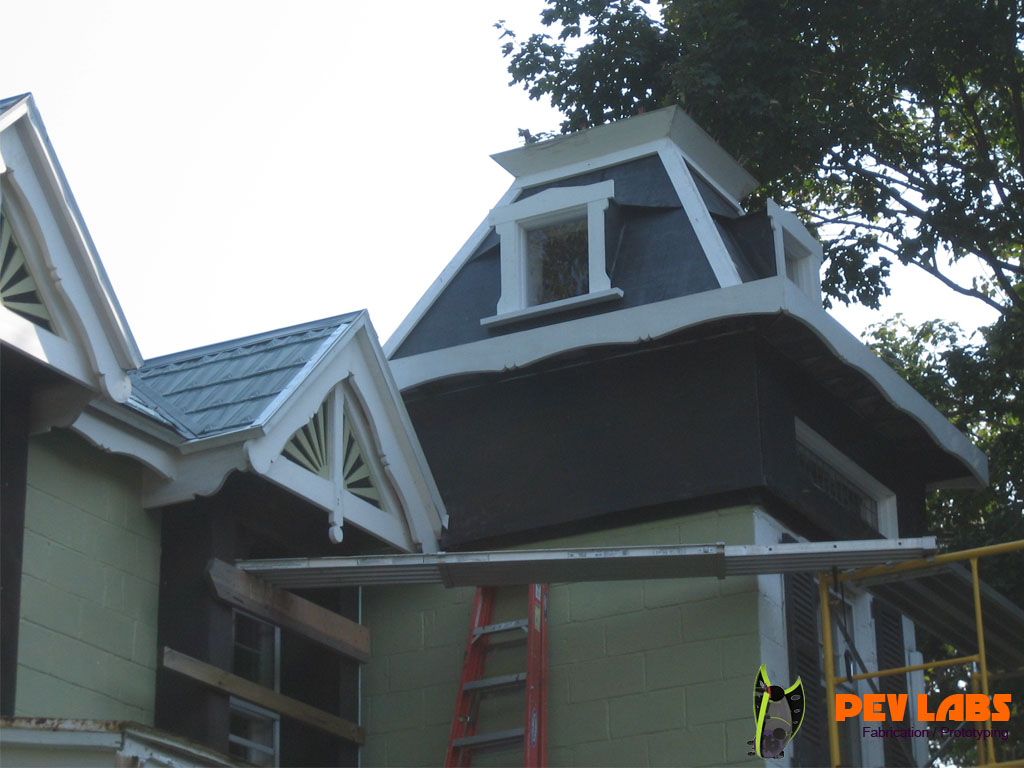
[835,693,1012,722]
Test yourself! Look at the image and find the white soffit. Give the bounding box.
[235,537,937,588]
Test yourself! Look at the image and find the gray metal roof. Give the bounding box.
[0,93,32,114]
[129,313,359,439]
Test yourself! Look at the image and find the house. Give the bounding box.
[1,93,1014,767]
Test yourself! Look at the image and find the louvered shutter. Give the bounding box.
[873,600,915,767]
[783,535,829,767]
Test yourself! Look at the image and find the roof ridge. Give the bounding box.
[140,312,360,369]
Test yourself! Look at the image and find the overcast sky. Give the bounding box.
[1,1,999,359]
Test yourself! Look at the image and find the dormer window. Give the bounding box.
[482,180,622,327]
[768,200,823,303]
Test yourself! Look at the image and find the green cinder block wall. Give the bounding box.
[362,506,762,767]
[14,429,161,724]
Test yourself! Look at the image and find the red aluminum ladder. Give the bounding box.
[444,584,548,767]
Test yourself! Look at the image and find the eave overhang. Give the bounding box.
[72,312,447,552]
[390,276,987,490]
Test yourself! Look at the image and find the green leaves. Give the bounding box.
[500,0,1024,320]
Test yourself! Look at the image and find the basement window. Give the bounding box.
[795,420,897,537]
[483,180,622,327]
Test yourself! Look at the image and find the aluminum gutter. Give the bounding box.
[235,537,937,588]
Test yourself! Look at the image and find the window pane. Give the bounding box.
[526,218,588,305]
[233,612,276,689]
[229,703,277,767]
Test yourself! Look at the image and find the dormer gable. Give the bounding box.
[0,94,140,407]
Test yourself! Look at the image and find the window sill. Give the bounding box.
[481,288,624,329]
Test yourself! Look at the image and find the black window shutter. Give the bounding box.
[783,534,829,767]
[873,599,915,767]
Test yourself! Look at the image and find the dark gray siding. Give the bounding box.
[393,156,720,359]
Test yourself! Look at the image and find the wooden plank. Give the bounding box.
[206,558,369,663]
[161,646,364,745]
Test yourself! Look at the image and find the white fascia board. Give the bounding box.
[384,184,520,358]
[657,143,742,288]
[1,107,137,402]
[492,106,759,201]
[16,98,142,371]
[390,276,987,488]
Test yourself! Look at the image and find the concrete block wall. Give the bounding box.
[14,429,161,724]
[361,506,767,766]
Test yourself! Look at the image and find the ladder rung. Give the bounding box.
[452,727,525,750]
[473,618,528,638]
[463,672,526,693]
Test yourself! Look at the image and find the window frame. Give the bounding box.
[483,180,622,327]
[794,419,898,538]
[228,696,281,767]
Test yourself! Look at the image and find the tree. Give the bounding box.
[867,314,1024,765]
[501,3,1024,763]
[498,0,1024,317]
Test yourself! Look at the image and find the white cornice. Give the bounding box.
[491,106,760,201]
[390,276,987,489]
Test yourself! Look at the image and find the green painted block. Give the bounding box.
[685,675,750,726]
[365,690,423,734]
[548,746,574,766]
[725,717,756,764]
[680,592,757,641]
[549,618,605,665]
[423,602,473,649]
[15,620,56,672]
[718,573,758,596]
[121,574,159,624]
[572,734,649,767]
[388,646,461,692]
[79,605,135,660]
[102,569,125,612]
[19,574,81,637]
[605,606,680,656]
[648,723,725,767]
[546,583,571,624]
[717,635,759,677]
[714,506,756,543]
[23,488,83,553]
[569,581,643,622]
[422,681,459,727]
[362,657,389,696]
[643,576,718,608]
[548,699,608,747]
[570,653,644,702]
[608,687,686,738]
[131,618,158,668]
[645,639,722,690]
[365,597,423,655]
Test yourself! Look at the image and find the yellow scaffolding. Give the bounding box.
[817,539,1024,768]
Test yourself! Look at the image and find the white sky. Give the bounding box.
[1,0,999,359]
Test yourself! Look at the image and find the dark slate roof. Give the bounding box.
[128,313,359,439]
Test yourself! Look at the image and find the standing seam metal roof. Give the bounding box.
[128,313,359,439]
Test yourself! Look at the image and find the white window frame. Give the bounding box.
[768,199,823,302]
[483,180,622,327]
[795,419,898,538]
[228,696,280,767]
